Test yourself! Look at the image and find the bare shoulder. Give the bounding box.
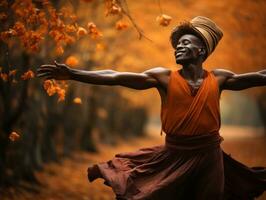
[211,68,237,89]
[143,67,171,79]
[211,68,236,78]
[144,67,171,90]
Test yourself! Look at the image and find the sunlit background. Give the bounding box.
[0,0,265,199]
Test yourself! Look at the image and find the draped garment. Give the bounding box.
[88,69,266,200]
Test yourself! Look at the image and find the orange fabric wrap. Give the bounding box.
[160,69,220,135]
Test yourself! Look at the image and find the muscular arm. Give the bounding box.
[213,69,266,91]
[37,61,169,90]
[70,68,160,89]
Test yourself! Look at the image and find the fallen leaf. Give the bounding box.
[9,131,20,142]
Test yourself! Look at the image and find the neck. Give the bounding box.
[181,62,204,82]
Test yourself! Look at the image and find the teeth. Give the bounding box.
[175,52,184,56]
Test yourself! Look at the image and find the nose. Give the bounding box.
[175,43,185,51]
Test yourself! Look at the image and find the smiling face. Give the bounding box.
[174,34,206,65]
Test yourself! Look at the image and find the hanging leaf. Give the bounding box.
[9,131,20,142]
[156,14,172,27]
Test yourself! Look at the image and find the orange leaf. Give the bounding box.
[0,73,8,81]
[43,80,56,96]
[77,26,87,37]
[9,69,17,76]
[73,97,82,104]
[156,14,172,27]
[87,22,103,39]
[65,56,79,67]
[9,131,20,142]
[115,21,128,30]
[21,70,34,80]
[57,88,65,102]
[55,45,64,55]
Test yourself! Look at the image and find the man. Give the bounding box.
[37,16,266,199]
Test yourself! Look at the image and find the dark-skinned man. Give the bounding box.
[37,16,266,200]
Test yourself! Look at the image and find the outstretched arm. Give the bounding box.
[213,69,266,91]
[37,61,168,90]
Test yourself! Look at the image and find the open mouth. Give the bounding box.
[175,51,186,57]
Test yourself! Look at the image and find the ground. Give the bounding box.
[1,125,266,200]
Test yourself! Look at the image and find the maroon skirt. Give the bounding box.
[88,134,266,200]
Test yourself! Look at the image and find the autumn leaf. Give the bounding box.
[65,24,76,33]
[43,80,67,102]
[77,26,88,37]
[105,0,122,16]
[9,131,20,142]
[73,97,82,104]
[21,70,34,80]
[9,69,17,76]
[87,22,103,39]
[156,14,172,26]
[43,80,56,96]
[0,73,8,82]
[55,45,64,55]
[115,21,128,30]
[57,88,66,102]
[65,56,79,67]
[13,21,26,36]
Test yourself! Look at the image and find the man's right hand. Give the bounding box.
[37,61,72,80]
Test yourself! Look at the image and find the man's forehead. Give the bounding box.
[178,34,202,44]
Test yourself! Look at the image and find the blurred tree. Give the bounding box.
[0,0,149,188]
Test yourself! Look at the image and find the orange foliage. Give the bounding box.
[0,73,8,82]
[9,69,17,77]
[55,45,64,55]
[65,24,77,33]
[21,70,35,80]
[9,131,20,142]
[43,80,56,96]
[87,22,103,39]
[43,80,68,102]
[13,21,26,36]
[77,26,88,37]
[156,14,172,27]
[73,97,82,104]
[57,88,66,102]
[115,21,128,30]
[65,56,79,67]
[105,0,122,16]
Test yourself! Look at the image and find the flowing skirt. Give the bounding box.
[88,134,266,200]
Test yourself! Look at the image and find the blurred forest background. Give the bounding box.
[0,0,265,199]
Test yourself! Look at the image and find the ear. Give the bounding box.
[199,48,206,57]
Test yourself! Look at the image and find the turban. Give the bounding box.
[170,16,223,58]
